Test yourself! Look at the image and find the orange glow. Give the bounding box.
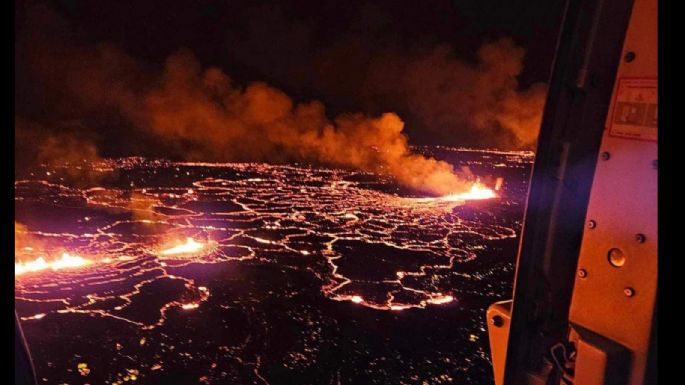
[15,252,92,276]
[439,183,497,201]
[427,295,454,305]
[26,313,46,320]
[415,182,497,204]
[350,295,364,303]
[159,238,205,256]
[181,303,200,310]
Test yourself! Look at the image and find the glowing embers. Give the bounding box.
[159,237,214,257]
[15,252,92,276]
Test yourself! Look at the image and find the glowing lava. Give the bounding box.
[181,303,200,310]
[14,151,532,385]
[159,238,206,256]
[427,295,455,305]
[411,182,498,206]
[16,158,521,319]
[439,183,497,201]
[15,252,92,276]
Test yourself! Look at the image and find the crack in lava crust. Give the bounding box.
[16,159,516,328]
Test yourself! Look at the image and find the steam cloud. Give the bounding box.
[16,4,545,195]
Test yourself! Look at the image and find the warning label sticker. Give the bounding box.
[609,77,657,141]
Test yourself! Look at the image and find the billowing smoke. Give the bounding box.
[219,4,549,148]
[363,39,547,148]
[16,4,545,195]
[17,46,472,194]
[116,51,470,195]
[15,117,109,186]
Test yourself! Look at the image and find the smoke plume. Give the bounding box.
[15,117,110,186]
[16,4,546,195]
[363,39,547,148]
[220,4,549,148]
[115,51,469,195]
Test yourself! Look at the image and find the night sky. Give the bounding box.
[15,0,566,162]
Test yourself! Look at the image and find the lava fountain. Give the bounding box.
[15,252,92,276]
[439,182,498,201]
[413,182,498,204]
[159,237,209,257]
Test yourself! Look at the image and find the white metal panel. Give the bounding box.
[569,0,657,383]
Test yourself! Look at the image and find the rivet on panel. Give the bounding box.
[608,248,626,268]
[490,315,504,327]
[624,51,636,62]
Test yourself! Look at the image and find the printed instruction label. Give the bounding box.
[609,77,657,141]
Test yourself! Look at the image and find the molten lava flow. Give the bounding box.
[439,183,497,201]
[16,156,525,323]
[412,182,498,205]
[350,295,364,304]
[181,303,200,310]
[427,295,455,305]
[159,238,205,256]
[15,252,92,276]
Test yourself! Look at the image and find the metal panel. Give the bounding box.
[568,0,657,384]
[573,326,630,385]
[501,0,636,382]
[487,300,513,385]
